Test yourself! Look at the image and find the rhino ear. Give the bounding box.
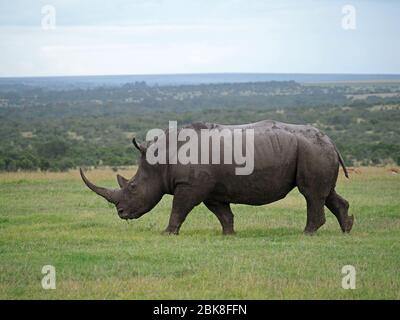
[116,174,129,188]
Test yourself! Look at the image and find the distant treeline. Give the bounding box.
[0,80,399,171]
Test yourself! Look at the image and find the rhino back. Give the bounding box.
[154,120,337,205]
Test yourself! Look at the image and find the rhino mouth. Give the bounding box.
[118,210,142,220]
[117,204,148,220]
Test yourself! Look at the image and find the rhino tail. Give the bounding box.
[335,147,349,179]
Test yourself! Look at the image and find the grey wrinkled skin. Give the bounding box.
[80,120,354,235]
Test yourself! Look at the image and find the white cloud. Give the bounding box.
[0,0,400,76]
[0,25,243,76]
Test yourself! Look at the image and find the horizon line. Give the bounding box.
[1,71,400,80]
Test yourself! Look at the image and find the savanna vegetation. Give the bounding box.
[0,78,399,299]
[1,80,400,171]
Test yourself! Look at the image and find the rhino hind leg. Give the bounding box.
[325,190,354,233]
[204,200,235,235]
[302,197,326,235]
[297,178,331,234]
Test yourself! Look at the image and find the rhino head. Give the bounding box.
[80,138,164,220]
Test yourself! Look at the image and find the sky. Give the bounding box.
[0,0,399,77]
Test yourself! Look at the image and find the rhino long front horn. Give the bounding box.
[79,168,119,204]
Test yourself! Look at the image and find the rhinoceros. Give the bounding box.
[80,120,353,235]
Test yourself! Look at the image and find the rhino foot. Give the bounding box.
[343,215,354,233]
[161,229,179,236]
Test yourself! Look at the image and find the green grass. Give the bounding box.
[0,168,399,299]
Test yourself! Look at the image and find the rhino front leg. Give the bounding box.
[163,186,206,235]
[163,209,190,235]
[204,200,235,235]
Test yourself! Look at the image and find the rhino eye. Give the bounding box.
[129,182,137,190]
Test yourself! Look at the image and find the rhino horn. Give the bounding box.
[80,168,119,204]
[116,174,128,188]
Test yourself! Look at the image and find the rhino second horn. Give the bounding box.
[116,174,128,188]
[79,168,119,204]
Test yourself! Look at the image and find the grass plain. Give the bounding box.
[0,167,399,299]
